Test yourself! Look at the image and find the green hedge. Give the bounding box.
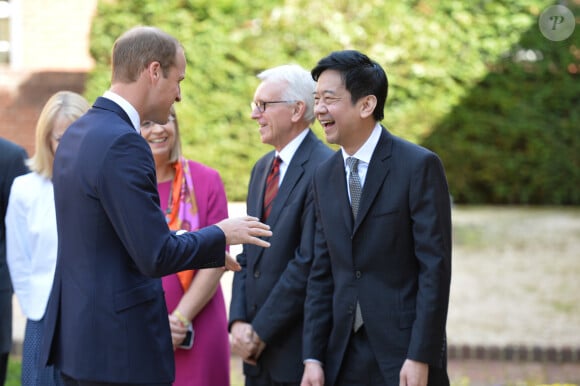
[422,4,580,204]
[86,0,576,203]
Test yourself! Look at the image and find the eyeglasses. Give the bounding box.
[250,100,296,113]
[141,115,175,129]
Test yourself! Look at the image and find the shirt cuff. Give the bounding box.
[303,358,323,366]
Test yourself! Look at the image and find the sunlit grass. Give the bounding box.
[6,356,20,386]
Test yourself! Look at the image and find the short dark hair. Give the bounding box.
[311,50,388,121]
[112,26,181,83]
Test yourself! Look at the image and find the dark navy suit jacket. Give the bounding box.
[41,97,226,383]
[0,138,28,355]
[303,128,452,386]
[229,130,332,382]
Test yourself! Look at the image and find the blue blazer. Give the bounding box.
[303,128,452,385]
[41,97,226,383]
[229,130,332,382]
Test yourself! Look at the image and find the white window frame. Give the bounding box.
[0,0,21,69]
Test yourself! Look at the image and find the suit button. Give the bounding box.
[254,270,261,278]
[348,305,354,314]
[355,270,361,279]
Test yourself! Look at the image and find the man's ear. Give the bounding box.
[291,101,306,122]
[147,61,162,82]
[359,95,377,119]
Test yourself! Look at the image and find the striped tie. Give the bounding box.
[347,157,364,332]
[263,156,282,221]
[347,157,362,218]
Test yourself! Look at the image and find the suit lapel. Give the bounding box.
[324,152,353,234]
[353,128,392,234]
[253,132,315,266]
[253,151,275,221]
[266,132,316,226]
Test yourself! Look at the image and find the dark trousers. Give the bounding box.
[0,352,8,386]
[245,372,300,386]
[335,327,450,386]
[335,326,387,386]
[61,373,170,386]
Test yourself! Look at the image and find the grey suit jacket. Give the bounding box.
[230,130,333,382]
[303,127,452,385]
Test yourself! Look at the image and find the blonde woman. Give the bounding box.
[141,106,230,386]
[6,91,89,386]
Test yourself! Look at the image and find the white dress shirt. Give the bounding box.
[274,127,309,186]
[342,123,382,202]
[5,172,58,320]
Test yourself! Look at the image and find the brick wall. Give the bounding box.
[0,71,87,154]
[0,0,96,155]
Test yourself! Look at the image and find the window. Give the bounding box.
[0,1,10,64]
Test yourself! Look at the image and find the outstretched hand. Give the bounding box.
[216,216,272,247]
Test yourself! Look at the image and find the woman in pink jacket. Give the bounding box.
[141,106,230,386]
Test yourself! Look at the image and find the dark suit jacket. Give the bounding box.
[0,138,28,354]
[229,130,332,382]
[303,128,452,386]
[40,97,226,383]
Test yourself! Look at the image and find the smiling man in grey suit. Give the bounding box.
[229,64,333,386]
[301,50,452,386]
[40,26,272,386]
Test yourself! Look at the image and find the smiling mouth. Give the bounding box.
[149,138,167,143]
[319,120,335,128]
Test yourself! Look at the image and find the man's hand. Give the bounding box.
[246,332,266,364]
[301,361,324,386]
[224,251,241,272]
[230,321,260,362]
[399,359,428,386]
[216,216,272,247]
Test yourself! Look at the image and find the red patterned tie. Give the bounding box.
[263,156,282,221]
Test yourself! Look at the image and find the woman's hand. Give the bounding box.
[168,313,188,350]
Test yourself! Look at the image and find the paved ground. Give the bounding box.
[228,355,580,385]
[11,204,580,385]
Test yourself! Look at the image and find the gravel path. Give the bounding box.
[223,204,580,349]
[447,206,580,347]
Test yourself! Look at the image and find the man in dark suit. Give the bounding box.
[301,50,452,386]
[40,26,272,386]
[0,138,28,385]
[229,64,333,386]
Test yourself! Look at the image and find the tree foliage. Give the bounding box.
[422,2,580,204]
[86,0,578,203]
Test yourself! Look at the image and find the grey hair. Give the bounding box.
[257,64,316,123]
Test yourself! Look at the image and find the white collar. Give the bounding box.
[341,123,382,166]
[103,90,140,132]
[277,128,309,165]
